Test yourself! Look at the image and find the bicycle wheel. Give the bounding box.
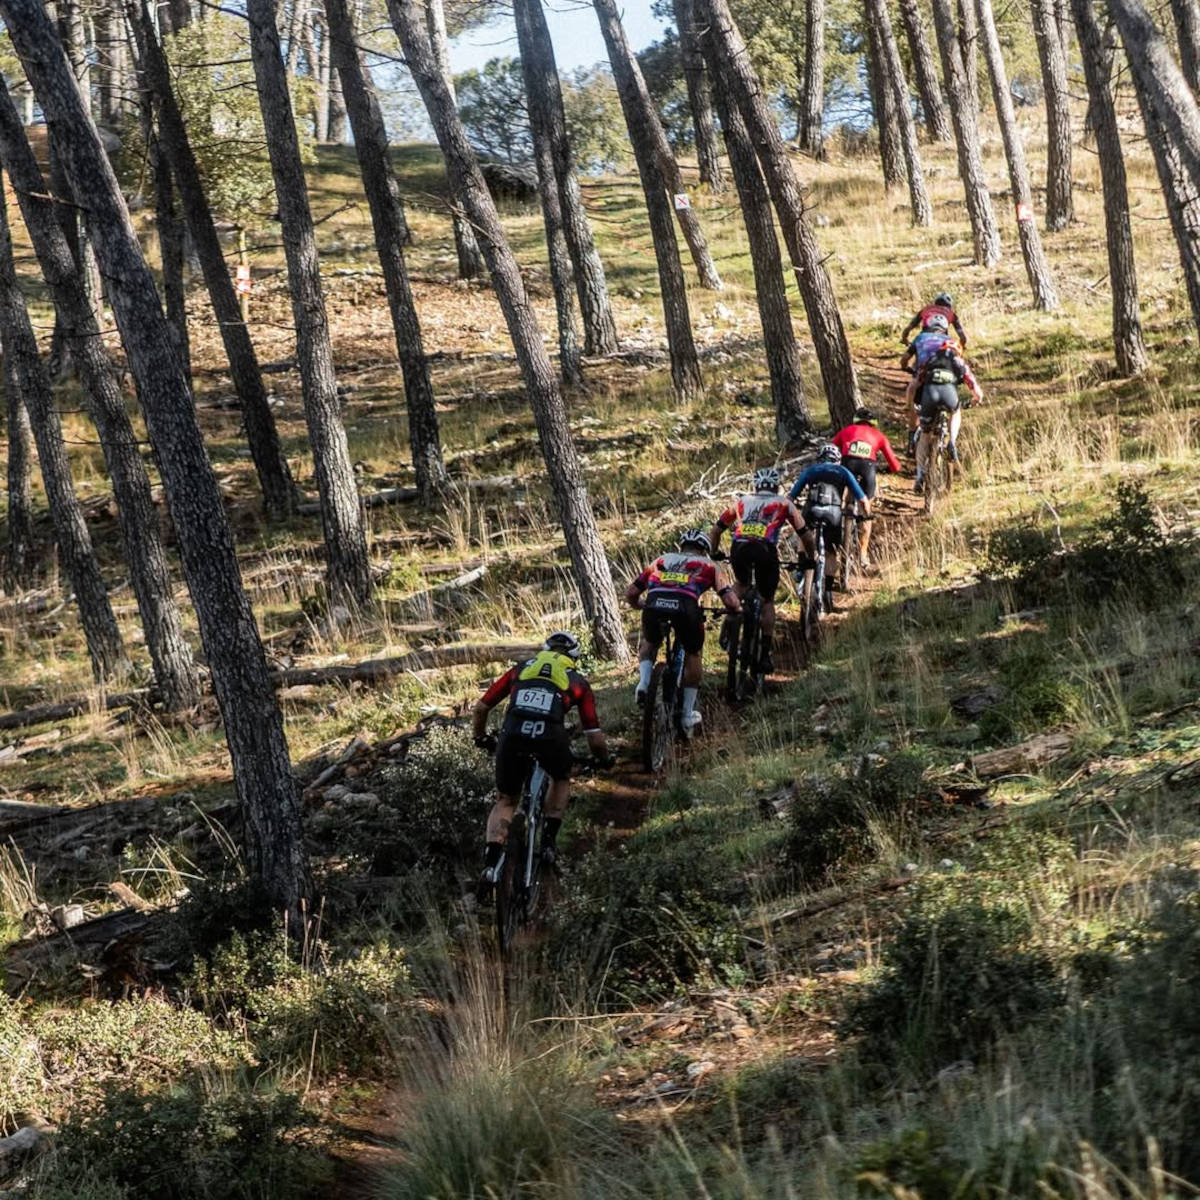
[496,811,527,954]
[740,597,761,696]
[642,662,673,773]
[724,612,742,702]
[840,518,856,591]
[924,446,941,514]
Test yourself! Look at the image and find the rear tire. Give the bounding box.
[496,812,526,955]
[642,662,673,773]
[740,599,761,697]
[724,613,741,702]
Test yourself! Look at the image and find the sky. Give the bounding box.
[446,1,670,74]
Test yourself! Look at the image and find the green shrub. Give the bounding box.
[36,1075,329,1200]
[978,641,1082,741]
[788,751,927,884]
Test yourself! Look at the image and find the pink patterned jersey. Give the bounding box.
[716,494,795,545]
[634,552,719,600]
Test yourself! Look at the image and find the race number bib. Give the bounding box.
[739,522,767,538]
[930,368,955,384]
[848,439,873,459]
[514,687,554,713]
[658,571,691,584]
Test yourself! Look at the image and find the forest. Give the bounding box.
[0,0,1198,1195]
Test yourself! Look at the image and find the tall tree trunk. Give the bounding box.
[95,5,123,124]
[699,0,859,426]
[425,0,484,280]
[672,0,725,190]
[326,0,448,502]
[1069,0,1148,374]
[1033,0,1074,229]
[513,5,582,384]
[1171,0,1200,95]
[705,66,811,445]
[0,75,201,708]
[327,39,348,142]
[593,0,723,292]
[865,3,905,190]
[314,14,331,140]
[588,0,703,399]
[245,0,372,607]
[869,0,932,223]
[957,0,979,110]
[388,0,629,661]
[976,0,1058,309]
[899,0,952,142]
[1083,14,1118,139]
[930,0,1002,264]
[153,135,191,382]
[3,0,313,917]
[285,0,305,79]
[800,0,825,157]
[128,2,298,519]
[512,0,618,355]
[0,181,127,680]
[3,358,35,593]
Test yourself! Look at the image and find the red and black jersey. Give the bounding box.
[833,423,901,473]
[479,650,600,735]
[716,494,799,545]
[633,552,720,601]
[904,303,967,345]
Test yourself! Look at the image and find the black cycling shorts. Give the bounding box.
[919,383,960,425]
[842,456,877,500]
[730,537,781,602]
[804,505,843,552]
[641,591,705,654]
[495,728,572,796]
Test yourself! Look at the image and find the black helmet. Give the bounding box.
[934,292,953,309]
[543,631,581,660]
[854,406,877,424]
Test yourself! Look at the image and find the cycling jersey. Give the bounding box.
[633,552,720,602]
[908,331,958,372]
[479,650,600,737]
[716,493,800,545]
[832,423,901,473]
[788,463,867,505]
[902,303,967,345]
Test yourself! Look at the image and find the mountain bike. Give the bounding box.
[641,607,721,772]
[723,560,801,702]
[916,408,953,515]
[795,520,836,645]
[491,744,595,955]
[839,511,862,592]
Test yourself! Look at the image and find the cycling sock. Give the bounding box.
[637,660,653,691]
[484,842,503,868]
[543,818,562,848]
[682,687,699,718]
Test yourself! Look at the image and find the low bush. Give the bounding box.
[978,639,1082,742]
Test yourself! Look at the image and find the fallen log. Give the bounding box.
[274,640,538,687]
[5,905,154,977]
[969,732,1072,778]
[0,688,153,732]
[0,1124,50,1171]
[755,877,912,929]
[296,475,516,516]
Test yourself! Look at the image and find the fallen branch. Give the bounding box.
[755,877,912,929]
[0,688,153,732]
[274,640,537,687]
[969,732,1072,778]
[296,475,516,516]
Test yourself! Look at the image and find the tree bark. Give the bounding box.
[1172,0,1200,95]
[706,66,812,445]
[127,2,298,520]
[699,0,860,426]
[1033,0,1074,229]
[153,135,191,382]
[800,0,825,157]
[587,0,702,399]
[957,0,979,110]
[327,37,348,142]
[593,0,723,292]
[975,0,1058,309]
[865,2,905,191]
[387,0,630,662]
[326,0,449,501]
[245,0,372,607]
[512,0,618,356]
[0,74,202,708]
[868,0,932,224]
[3,357,35,593]
[930,0,1002,264]
[672,0,725,190]
[425,0,484,280]
[2,0,313,917]
[513,5,583,384]
[1069,0,1148,374]
[0,181,127,680]
[899,0,952,142]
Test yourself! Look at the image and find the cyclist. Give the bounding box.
[472,631,610,901]
[626,528,741,739]
[910,341,983,493]
[708,466,809,674]
[831,407,900,570]
[901,292,967,348]
[788,445,867,586]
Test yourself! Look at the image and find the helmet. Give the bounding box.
[854,406,877,425]
[543,631,581,660]
[923,312,949,334]
[818,443,842,464]
[753,466,782,492]
[678,528,712,555]
[934,292,953,309]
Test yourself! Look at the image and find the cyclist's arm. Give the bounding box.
[710,507,735,553]
[899,344,915,370]
[626,566,651,609]
[574,681,609,759]
[714,563,741,612]
[879,436,902,474]
[788,468,812,502]
[473,667,515,737]
[786,499,807,535]
[959,360,984,404]
[900,314,918,342]
[952,316,967,348]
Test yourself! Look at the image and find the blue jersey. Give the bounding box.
[789,463,867,504]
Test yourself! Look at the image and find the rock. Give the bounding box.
[686,1060,715,1081]
[323,784,350,803]
[950,685,1007,720]
[50,904,86,930]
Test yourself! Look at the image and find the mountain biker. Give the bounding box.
[901,292,967,348]
[788,445,867,585]
[910,342,983,494]
[626,528,741,738]
[708,466,810,674]
[901,313,975,453]
[831,407,900,570]
[472,631,610,901]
